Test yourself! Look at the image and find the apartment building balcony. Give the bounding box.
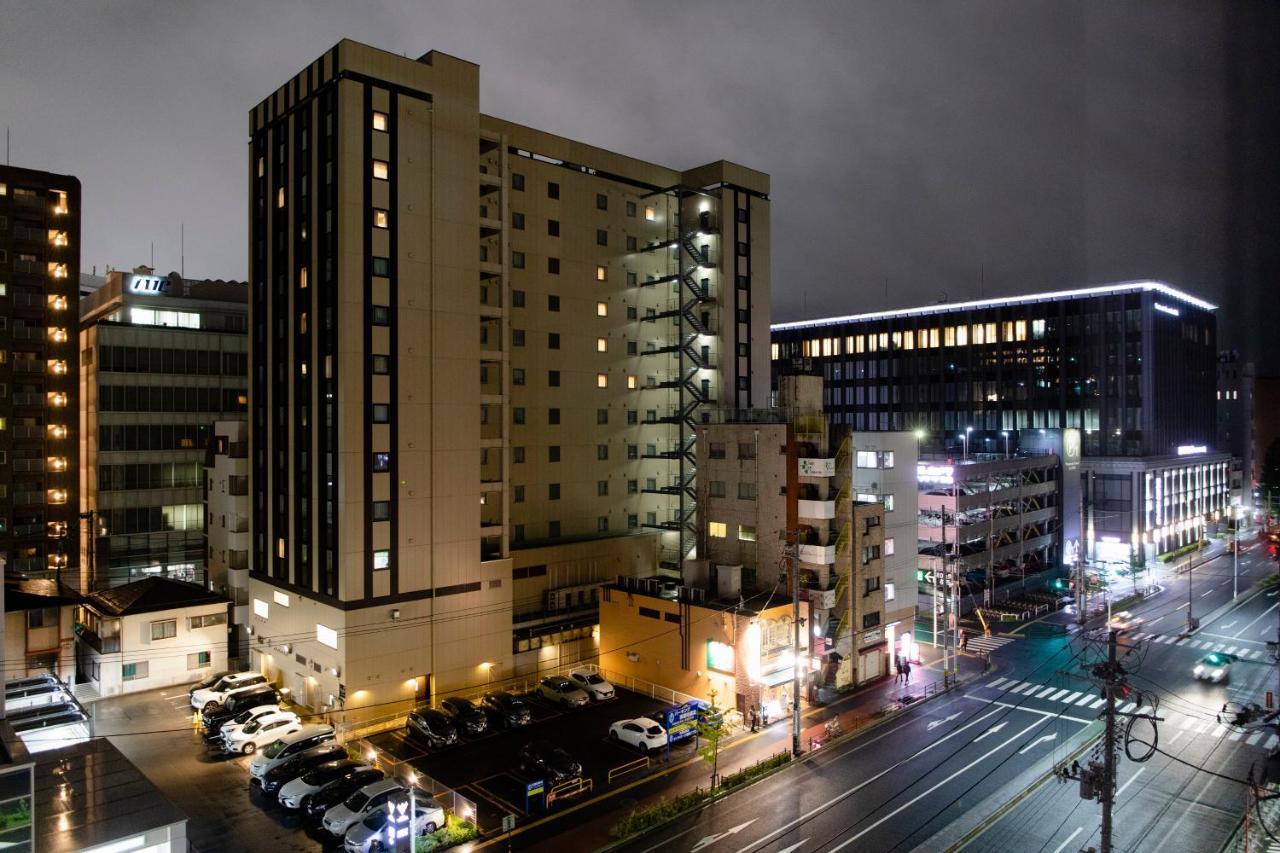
[798,499,836,520]
[227,550,249,570]
[798,457,836,477]
[228,476,248,496]
[479,260,502,278]
[478,168,502,190]
[798,543,837,565]
[74,623,120,655]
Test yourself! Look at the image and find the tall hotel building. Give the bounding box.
[772,282,1229,565]
[247,41,769,712]
[0,167,80,579]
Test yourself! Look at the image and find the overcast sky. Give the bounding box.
[2,1,1269,351]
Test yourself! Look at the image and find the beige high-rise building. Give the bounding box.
[246,40,770,715]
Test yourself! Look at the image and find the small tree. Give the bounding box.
[697,688,726,788]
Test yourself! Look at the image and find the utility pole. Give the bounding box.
[1186,552,1197,634]
[1101,628,1118,853]
[785,531,801,758]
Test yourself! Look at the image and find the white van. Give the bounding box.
[190,672,269,712]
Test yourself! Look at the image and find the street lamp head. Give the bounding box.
[965,426,973,434]
[1001,430,1008,436]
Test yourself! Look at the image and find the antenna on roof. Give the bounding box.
[181,223,185,279]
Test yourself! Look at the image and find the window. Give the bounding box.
[373,209,389,229]
[644,206,656,221]
[596,337,608,353]
[548,294,560,311]
[512,251,525,269]
[512,212,525,230]
[548,370,560,387]
[626,236,637,251]
[709,481,726,498]
[512,329,526,346]
[737,241,749,256]
[371,404,390,423]
[597,480,609,496]
[863,612,881,630]
[372,501,391,521]
[370,305,390,325]
[512,289,525,307]
[597,229,608,246]
[317,624,338,649]
[862,544,881,565]
[549,483,560,500]
[856,450,879,468]
[372,160,389,180]
[513,447,525,464]
[150,619,177,641]
[547,219,559,236]
[628,479,639,494]
[513,407,526,424]
[597,444,609,460]
[737,482,757,501]
[188,613,226,630]
[864,577,881,595]
[548,408,560,424]
[512,173,525,191]
[738,525,756,542]
[883,451,895,469]
[709,522,728,538]
[628,514,639,530]
[626,201,637,217]
[123,661,149,681]
[549,446,560,462]
[597,301,608,317]
[597,408,609,425]
[373,550,391,570]
[372,452,391,471]
[884,582,896,602]
[548,181,559,199]
[627,444,638,459]
[512,368,525,385]
[884,494,895,512]
[627,375,637,389]
[276,187,285,208]
[187,651,212,670]
[596,193,608,210]
[548,257,560,274]
[596,265,607,281]
[709,442,726,459]
[513,485,525,503]
[27,607,58,629]
[372,355,390,374]
[598,516,609,533]
[372,256,390,276]
[738,442,756,459]
[596,373,608,388]
[884,537,895,556]
[372,111,388,131]
[627,410,638,425]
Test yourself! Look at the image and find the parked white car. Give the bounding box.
[249,725,336,779]
[609,717,668,753]
[322,778,407,838]
[538,675,589,708]
[278,760,371,810]
[223,712,303,755]
[342,798,446,853]
[190,672,269,712]
[569,668,615,701]
[217,705,294,741]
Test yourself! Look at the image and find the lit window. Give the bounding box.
[276,538,286,558]
[48,327,67,343]
[374,209,389,228]
[48,392,67,407]
[373,550,390,570]
[627,375,637,389]
[257,157,264,177]
[47,424,67,439]
[253,598,269,619]
[596,265,607,281]
[276,187,285,208]
[299,266,308,289]
[597,301,608,317]
[48,295,67,311]
[0,182,6,196]
[53,191,67,214]
[644,206,656,221]
[596,373,608,388]
[709,522,727,538]
[47,489,67,505]
[738,525,756,542]
[372,160,389,180]
[372,111,388,131]
[771,343,780,360]
[47,456,67,472]
[49,263,67,280]
[596,337,608,353]
[50,231,68,247]
[884,537,895,556]
[48,360,67,376]
[885,582,896,602]
[317,624,338,649]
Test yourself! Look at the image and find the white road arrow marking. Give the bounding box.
[1017,733,1057,754]
[774,840,809,853]
[691,820,757,852]
[1222,621,1237,629]
[927,713,961,732]
[973,721,1008,742]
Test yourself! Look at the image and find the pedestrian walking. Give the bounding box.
[749,705,758,732]
[894,660,902,684]
[903,661,911,683]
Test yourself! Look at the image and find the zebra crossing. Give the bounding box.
[1124,631,1275,660]
[978,675,1280,750]
[967,635,1018,653]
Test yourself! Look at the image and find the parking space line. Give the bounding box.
[461,782,526,820]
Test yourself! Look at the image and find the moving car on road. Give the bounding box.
[440,697,489,737]
[518,740,582,785]
[569,668,615,701]
[342,797,446,852]
[609,717,668,754]
[1194,652,1236,684]
[1108,611,1143,632]
[481,691,532,729]
[538,676,589,709]
[321,778,407,838]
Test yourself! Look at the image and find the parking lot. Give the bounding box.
[361,685,699,833]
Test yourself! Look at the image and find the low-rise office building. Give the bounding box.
[79,267,247,588]
[205,420,250,661]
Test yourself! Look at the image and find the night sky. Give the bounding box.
[3,1,1276,369]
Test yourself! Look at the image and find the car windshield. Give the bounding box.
[344,790,370,811]
[263,738,290,758]
[645,725,663,735]
[242,719,264,734]
[583,674,605,684]
[232,709,255,724]
[362,809,388,831]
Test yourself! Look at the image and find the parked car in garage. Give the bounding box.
[518,740,582,785]
[440,697,489,737]
[569,668,615,701]
[609,717,668,753]
[538,676,589,709]
[342,797,446,853]
[481,691,532,729]
[304,768,386,822]
[279,760,373,810]
[405,707,458,749]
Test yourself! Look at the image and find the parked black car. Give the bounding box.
[405,707,458,749]
[304,768,385,822]
[254,742,348,797]
[440,697,489,737]
[201,688,283,739]
[481,691,532,729]
[518,740,582,785]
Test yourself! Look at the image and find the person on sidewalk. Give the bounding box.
[903,661,911,684]
[749,705,758,732]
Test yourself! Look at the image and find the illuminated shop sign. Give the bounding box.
[917,464,955,485]
[127,273,173,295]
[1153,302,1180,317]
[706,640,735,674]
[1176,445,1207,456]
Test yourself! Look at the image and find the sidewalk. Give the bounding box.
[519,647,989,851]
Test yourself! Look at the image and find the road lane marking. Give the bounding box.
[1076,694,1096,706]
[1246,731,1264,746]
[1229,729,1244,742]
[1050,827,1084,853]
[1018,734,1057,754]
[1176,603,1189,611]
[961,695,1094,724]
[1116,767,1145,798]
[987,678,1010,689]
[1061,691,1081,704]
[927,713,962,732]
[1048,689,1070,702]
[1090,698,1105,709]
[1119,703,1136,714]
[823,719,1053,853]
[1036,687,1058,699]
[691,820,756,852]
[973,722,1008,742]
[1267,734,1279,750]
[774,841,809,853]
[1202,590,1214,597]
[1222,621,1238,629]
[1234,602,1280,638]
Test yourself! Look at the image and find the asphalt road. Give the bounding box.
[616,541,1279,853]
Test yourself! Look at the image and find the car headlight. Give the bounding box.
[1213,669,1224,678]
[1194,665,1205,675]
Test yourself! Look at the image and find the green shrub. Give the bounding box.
[414,816,478,852]
[720,751,791,790]
[610,788,709,839]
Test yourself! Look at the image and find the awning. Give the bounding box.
[760,667,797,687]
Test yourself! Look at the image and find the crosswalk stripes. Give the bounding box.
[1119,631,1271,659]
[967,635,1017,653]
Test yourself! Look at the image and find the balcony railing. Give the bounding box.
[74,624,120,655]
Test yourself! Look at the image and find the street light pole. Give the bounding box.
[1186,552,1195,633]
[1001,430,1009,459]
[963,426,972,462]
